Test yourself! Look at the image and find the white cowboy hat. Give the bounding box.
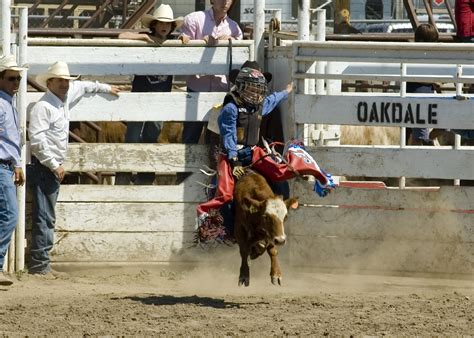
[141,4,183,29]
[0,54,28,72]
[36,61,79,88]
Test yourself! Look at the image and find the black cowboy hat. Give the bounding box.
[229,60,273,84]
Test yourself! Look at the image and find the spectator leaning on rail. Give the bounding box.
[455,0,474,42]
[179,0,243,144]
[116,4,183,185]
[406,23,439,146]
[27,61,120,276]
[0,55,27,286]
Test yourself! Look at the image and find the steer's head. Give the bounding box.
[244,196,299,252]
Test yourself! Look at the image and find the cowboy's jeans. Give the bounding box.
[0,164,18,271]
[28,161,60,274]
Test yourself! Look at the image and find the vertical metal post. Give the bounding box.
[315,10,326,95]
[399,63,407,189]
[268,9,281,50]
[293,43,304,141]
[314,9,326,146]
[253,0,265,68]
[298,0,311,40]
[1,0,12,55]
[274,9,281,47]
[3,0,13,274]
[298,0,312,145]
[15,6,28,272]
[248,42,255,62]
[453,64,462,186]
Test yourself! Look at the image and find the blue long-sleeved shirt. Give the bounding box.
[0,90,21,167]
[218,90,289,159]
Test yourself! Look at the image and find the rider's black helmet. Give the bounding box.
[234,67,268,106]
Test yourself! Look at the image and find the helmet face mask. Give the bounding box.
[240,82,266,105]
[235,67,267,106]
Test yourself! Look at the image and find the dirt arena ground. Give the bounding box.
[0,248,473,336]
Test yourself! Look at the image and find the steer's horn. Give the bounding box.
[262,138,272,154]
[195,181,216,189]
[199,165,217,176]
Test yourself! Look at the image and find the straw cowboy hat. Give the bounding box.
[141,4,183,29]
[36,61,79,88]
[0,54,28,72]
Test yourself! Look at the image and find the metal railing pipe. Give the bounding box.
[253,0,265,67]
[1,0,11,55]
[15,6,28,272]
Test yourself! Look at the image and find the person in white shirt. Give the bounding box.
[27,61,120,276]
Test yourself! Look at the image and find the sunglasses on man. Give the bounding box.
[2,76,22,82]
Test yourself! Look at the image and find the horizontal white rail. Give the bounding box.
[293,41,474,65]
[64,144,207,172]
[308,145,474,180]
[27,44,251,75]
[27,92,225,122]
[341,64,474,77]
[293,73,474,84]
[61,143,474,180]
[28,38,253,47]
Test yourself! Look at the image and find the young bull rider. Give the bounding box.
[197,67,335,240]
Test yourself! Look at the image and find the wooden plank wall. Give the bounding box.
[25,147,213,264]
[287,181,474,275]
[23,41,474,275]
[47,174,207,263]
[25,42,251,266]
[36,143,473,275]
[286,41,474,275]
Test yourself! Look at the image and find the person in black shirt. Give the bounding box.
[407,24,438,146]
[116,4,183,185]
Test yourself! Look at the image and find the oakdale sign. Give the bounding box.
[356,101,438,125]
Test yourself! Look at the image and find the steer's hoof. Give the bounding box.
[271,276,282,286]
[238,277,250,287]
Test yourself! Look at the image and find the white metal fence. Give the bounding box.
[2,3,473,275]
[287,40,473,275]
[292,40,474,180]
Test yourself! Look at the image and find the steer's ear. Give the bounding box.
[285,197,299,210]
[243,197,265,214]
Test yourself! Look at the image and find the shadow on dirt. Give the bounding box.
[121,295,241,309]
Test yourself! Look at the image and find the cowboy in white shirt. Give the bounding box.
[27,61,120,276]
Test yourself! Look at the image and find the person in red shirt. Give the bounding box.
[455,0,474,41]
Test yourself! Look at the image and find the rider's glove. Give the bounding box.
[230,157,245,179]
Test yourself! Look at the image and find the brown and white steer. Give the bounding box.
[234,170,298,287]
